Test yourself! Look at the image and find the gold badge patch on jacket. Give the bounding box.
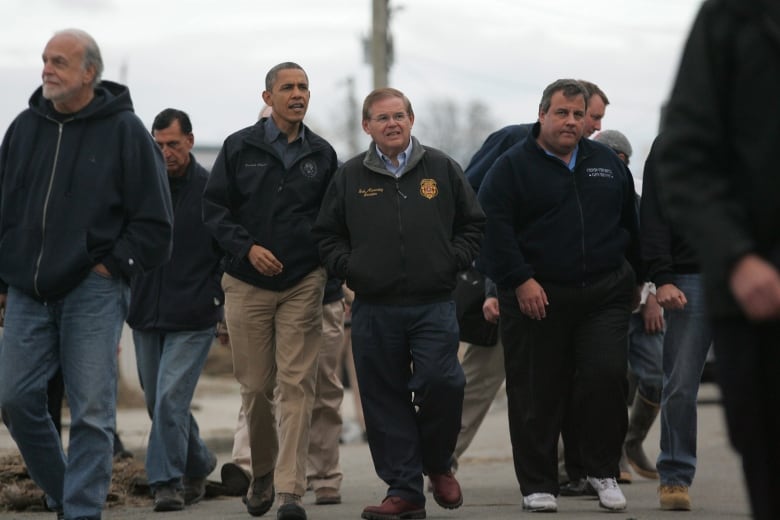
[420,178,438,199]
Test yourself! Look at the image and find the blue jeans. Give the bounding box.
[0,272,129,519]
[133,328,215,488]
[628,312,664,403]
[656,273,712,486]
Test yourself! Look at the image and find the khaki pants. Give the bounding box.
[454,339,505,461]
[222,268,326,496]
[306,298,346,491]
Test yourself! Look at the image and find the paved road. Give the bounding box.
[0,377,750,519]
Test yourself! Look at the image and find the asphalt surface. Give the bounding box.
[0,365,751,520]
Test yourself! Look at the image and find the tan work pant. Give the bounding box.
[454,338,505,461]
[222,268,325,496]
[306,298,346,491]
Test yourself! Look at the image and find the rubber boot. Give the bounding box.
[618,447,632,484]
[623,393,660,479]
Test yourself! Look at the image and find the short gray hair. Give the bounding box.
[55,28,103,87]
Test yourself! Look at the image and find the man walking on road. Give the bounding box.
[128,108,223,512]
[0,28,173,520]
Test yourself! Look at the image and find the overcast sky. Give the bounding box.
[0,0,704,175]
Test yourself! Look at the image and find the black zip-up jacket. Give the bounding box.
[128,158,224,332]
[478,123,640,289]
[0,81,173,300]
[313,137,485,305]
[202,118,337,291]
[658,0,780,317]
[640,135,700,287]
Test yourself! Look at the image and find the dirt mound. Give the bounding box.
[0,451,151,513]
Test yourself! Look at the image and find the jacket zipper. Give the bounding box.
[33,121,66,298]
[395,179,407,292]
[571,173,587,286]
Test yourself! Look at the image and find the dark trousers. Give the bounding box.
[712,318,780,520]
[351,299,465,506]
[500,262,633,496]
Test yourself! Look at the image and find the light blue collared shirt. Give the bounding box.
[377,139,414,177]
[544,144,579,171]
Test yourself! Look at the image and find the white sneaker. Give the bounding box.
[522,492,558,512]
[587,476,626,510]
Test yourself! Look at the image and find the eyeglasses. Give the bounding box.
[370,112,408,124]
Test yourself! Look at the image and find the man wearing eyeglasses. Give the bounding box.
[314,87,485,520]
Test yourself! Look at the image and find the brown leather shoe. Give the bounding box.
[361,496,426,519]
[428,472,463,509]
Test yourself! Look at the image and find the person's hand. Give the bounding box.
[515,278,549,320]
[482,296,500,323]
[730,254,780,321]
[656,283,687,310]
[247,245,283,276]
[216,320,230,346]
[641,292,665,334]
[92,263,112,278]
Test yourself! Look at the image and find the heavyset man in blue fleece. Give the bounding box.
[0,29,173,520]
[477,79,640,514]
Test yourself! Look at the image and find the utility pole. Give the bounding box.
[372,0,390,88]
[345,76,360,155]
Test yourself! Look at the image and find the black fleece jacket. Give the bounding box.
[314,137,485,305]
[657,0,780,316]
[0,81,173,300]
[639,135,700,287]
[128,158,224,332]
[202,118,337,291]
[478,123,640,289]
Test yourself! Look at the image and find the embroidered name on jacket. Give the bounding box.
[300,159,318,178]
[586,167,614,179]
[420,178,438,199]
[358,187,384,197]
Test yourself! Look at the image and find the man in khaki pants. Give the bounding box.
[203,62,337,520]
[221,279,347,506]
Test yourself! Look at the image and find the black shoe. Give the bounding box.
[245,471,275,517]
[113,431,134,460]
[559,477,598,497]
[221,461,251,496]
[154,483,185,512]
[184,451,218,505]
[277,493,307,520]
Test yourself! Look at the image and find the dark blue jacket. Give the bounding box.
[128,158,224,332]
[464,123,533,193]
[478,123,640,289]
[640,135,700,287]
[0,81,173,300]
[203,118,337,291]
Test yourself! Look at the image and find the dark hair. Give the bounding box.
[539,79,589,113]
[152,108,193,134]
[265,62,307,91]
[578,79,610,106]
[362,87,414,121]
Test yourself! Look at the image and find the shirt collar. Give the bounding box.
[264,116,305,145]
[376,138,414,176]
